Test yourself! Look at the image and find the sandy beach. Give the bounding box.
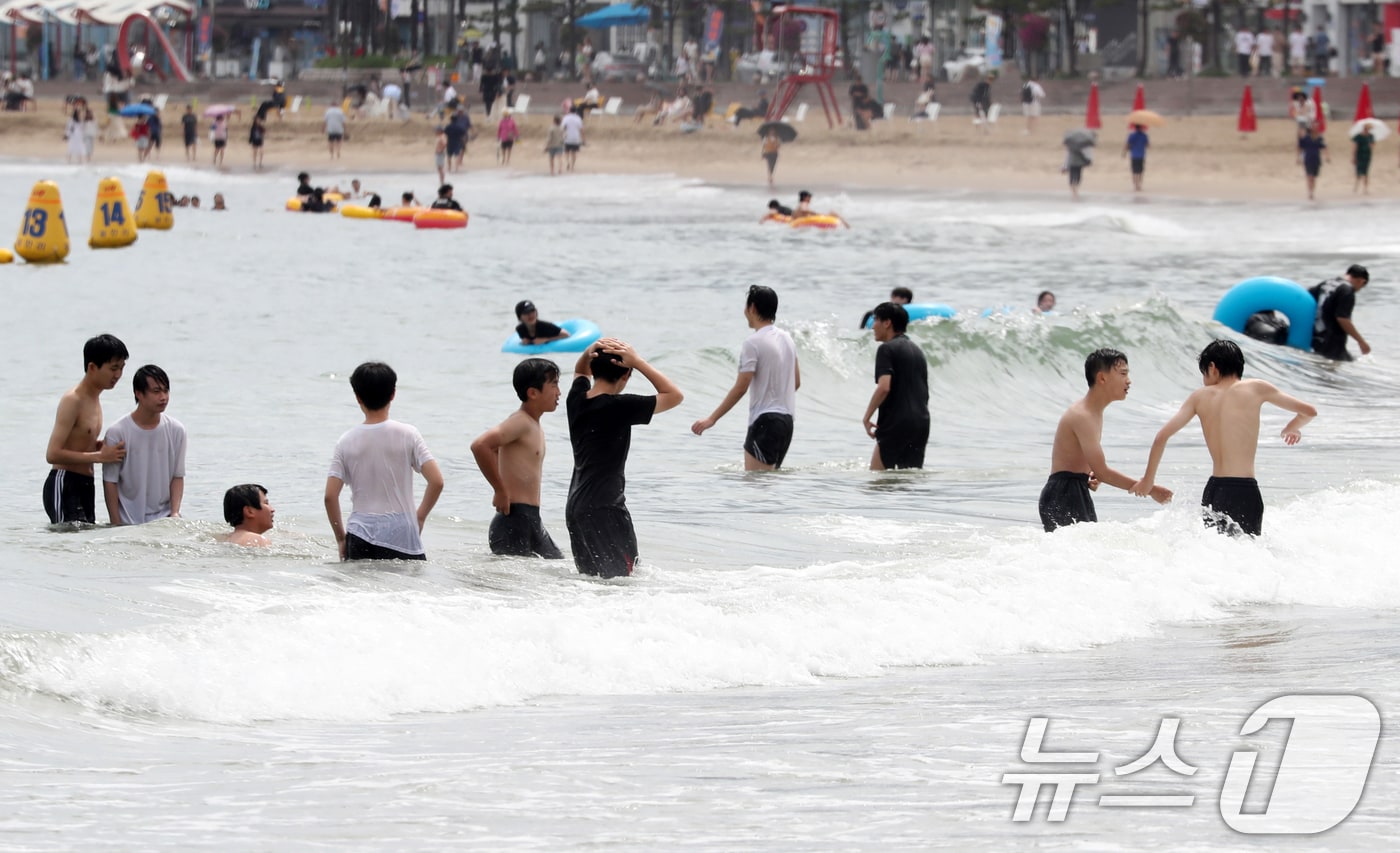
[2,94,1397,203]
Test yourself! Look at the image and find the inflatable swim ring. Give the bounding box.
[862,304,957,328]
[1212,276,1316,351]
[285,198,339,213]
[383,207,421,222]
[502,318,602,354]
[762,213,791,224]
[791,214,841,230]
[340,204,384,220]
[413,209,468,230]
[0,247,13,264]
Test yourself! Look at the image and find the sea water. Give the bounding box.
[1,161,1398,849]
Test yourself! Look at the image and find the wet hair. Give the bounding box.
[1198,339,1244,379]
[1347,263,1370,283]
[872,302,909,333]
[798,190,812,201]
[84,333,128,371]
[1084,348,1127,388]
[223,484,267,527]
[132,364,170,400]
[368,193,382,209]
[401,191,414,203]
[891,286,914,302]
[746,285,778,321]
[767,199,783,210]
[1038,290,1054,303]
[590,348,631,383]
[350,361,397,410]
[513,357,561,401]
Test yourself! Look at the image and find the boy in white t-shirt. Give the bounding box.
[324,362,444,561]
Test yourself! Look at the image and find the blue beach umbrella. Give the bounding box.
[119,103,158,118]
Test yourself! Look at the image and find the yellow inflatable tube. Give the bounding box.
[0,247,13,263]
[340,204,385,220]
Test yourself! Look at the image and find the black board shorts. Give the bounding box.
[744,412,794,468]
[566,505,638,578]
[43,469,95,524]
[489,503,564,559]
[1131,157,1145,175]
[1067,166,1083,186]
[876,419,930,470]
[1038,471,1097,532]
[1201,476,1263,537]
[345,533,426,561]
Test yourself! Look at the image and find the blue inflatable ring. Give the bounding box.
[863,303,957,329]
[502,317,602,354]
[1212,277,1316,351]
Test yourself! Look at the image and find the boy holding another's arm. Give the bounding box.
[44,334,129,524]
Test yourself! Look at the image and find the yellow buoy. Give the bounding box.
[134,171,174,230]
[14,180,70,263]
[0,247,14,264]
[89,177,138,249]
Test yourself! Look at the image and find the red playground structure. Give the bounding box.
[760,6,843,128]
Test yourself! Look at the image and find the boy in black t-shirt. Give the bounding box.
[565,339,684,577]
[514,300,571,344]
[1310,264,1372,361]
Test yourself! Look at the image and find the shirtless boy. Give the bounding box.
[44,334,129,524]
[1131,339,1317,536]
[219,484,275,547]
[470,358,565,558]
[1040,348,1171,531]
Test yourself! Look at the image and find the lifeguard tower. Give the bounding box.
[761,5,842,128]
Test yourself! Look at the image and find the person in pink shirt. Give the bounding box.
[497,107,520,165]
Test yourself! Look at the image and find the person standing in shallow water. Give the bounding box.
[1297,122,1329,201]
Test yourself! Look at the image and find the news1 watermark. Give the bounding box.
[1001,694,1381,834]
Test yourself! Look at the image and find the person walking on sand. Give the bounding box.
[1124,123,1149,192]
[1063,133,1094,201]
[65,106,86,163]
[131,115,152,162]
[561,108,584,172]
[212,114,228,167]
[761,128,781,188]
[1131,340,1316,538]
[249,114,266,170]
[545,114,565,176]
[434,125,448,185]
[496,107,519,166]
[325,98,347,160]
[1297,122,1329,201]
[181,104,198,161]
[1020,76,1045,134]
[1352,125,1374,194]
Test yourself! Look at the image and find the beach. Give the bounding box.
[4,94,1397,202]
[2,92,1399,849]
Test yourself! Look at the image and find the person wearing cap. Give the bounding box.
[515,301,571,345]
[1309,265,1372,360]
[430,184,463,211]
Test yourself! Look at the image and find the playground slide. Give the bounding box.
[117,13,192,82]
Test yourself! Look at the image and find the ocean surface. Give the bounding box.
[1,159,1398,850]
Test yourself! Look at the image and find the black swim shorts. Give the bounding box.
[876,419,930,470]
[345,533,427,561]
[564,143,581,153]
[43,469,95,525]
[1038,471,1097,532]
[1067,166,1083,186]
[744,412,794,468]
[489,503,564,559]
[1130,157,1145,175]
[1201,476,1263,537]
[566,505,638,579]
[328,133,344,142]
[500,139,514,150]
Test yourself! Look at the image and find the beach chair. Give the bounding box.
[152,93,168,112]
[882,102,896,120]
[289,95,303,113]
[513,94,530,114]
[603,96,622,116]
[924,102,941,121]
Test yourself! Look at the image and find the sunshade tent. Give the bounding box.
[576,4,650,29]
